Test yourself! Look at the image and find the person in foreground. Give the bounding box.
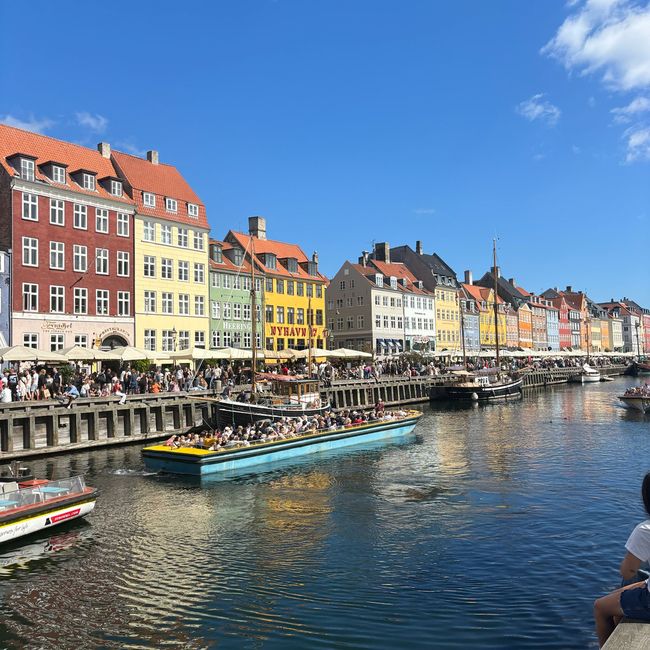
[594,472,650,647]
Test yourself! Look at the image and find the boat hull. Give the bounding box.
[0,492,97,544]
[619,396,650,413]
[581,374,602,383]
[143,414,422,476]
[440,378,523,402]
[213,399,331,427]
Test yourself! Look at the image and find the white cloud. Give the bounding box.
[413,208,436,215]
[0,114,54,133]
[542,0,650,92]
[516,93,562,125]
[624,125,650,161]
[611,96,650,122]
[75,111,108,133]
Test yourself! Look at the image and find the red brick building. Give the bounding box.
[0,124,136,350]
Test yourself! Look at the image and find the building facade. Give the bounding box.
[459,286,480,353]
[546,305,560,351]
[518,303,533,349]
[111,149,210,353]
[0,126,136,350]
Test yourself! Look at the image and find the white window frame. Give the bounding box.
[143,192,156,207]
[177,228,188,248]
[23,283,38,312]
[82,173,96,191]
[21,158,35,181]
[193,231,204,250]
[95,208,109,233]
[22,193,38,221]
[96,289,109,315]
[143,255,155,278]
[178,260,189,282]
[117,251,130,277]
[194,295,205,316]
[74,287,88,314]
[194,331,205,348]
[194,263,205,283]
[49,241,65,270]
[144,329,156,351]
[50,285,64,313]
[50,333,64,352]
[188,203,199,217]
[73,244,88,272]
[117,213,129,237]
[144,290,157,313]
[117,291,130,316]
[178,294,189,315]
[73,204,87,229]
[51,165,66,184]
[75,334,88,347]
[165,197,178,213]
[23,333,38,348]
[161,224,172,244]
[161,258,172,280]
[143,220,155,241]
[162,292,173,314]
[22,237,38,267]
[96,248,109,275]
[110,180,122,197]
[49,198,64,226]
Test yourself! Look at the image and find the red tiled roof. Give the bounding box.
[461,283,504,309]
[228,231,327,282]
[208,239,253,274]
[0,123,133,205]
[111,150,208,227]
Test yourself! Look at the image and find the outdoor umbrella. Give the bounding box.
[290,347,331,359]
[61,345,120,361]
[110,346,171,362]
[204,347,254,360]
[168,348,220,361]
[262,349,295,361]
[0,345,68,363]
[328,348,373,359]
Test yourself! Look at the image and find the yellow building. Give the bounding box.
[464,285,506,348]
[226,217,328,352]
[112,150,210,352]
[434,287,461,350]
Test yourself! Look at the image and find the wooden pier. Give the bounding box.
[603,620,650,649]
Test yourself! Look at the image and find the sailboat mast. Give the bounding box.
[493,238,500,368]
[307,295,313,378]
[250,234,257,394]
[459,294,467,369]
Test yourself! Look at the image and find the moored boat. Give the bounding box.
[0,472,98,544]
[142,410,422,476]
[570,364,601,383]
[441,373,523,401]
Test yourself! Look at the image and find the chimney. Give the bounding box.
[359,251,369,267]
[464,270,473,285]
[97,142,111,158]
[374,242,390,263]
[566,285,572,292]
[492,266,501,278]
[248,216,267,240]
[416,240,423,255]
[509,277,516,287]
[312,251,319,265]
[146,150,159,165]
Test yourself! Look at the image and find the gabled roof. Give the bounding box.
[390,245,458,284]
[111,150,207,227]
[461,283,504,311]
[227,231,327,282]
[0,123,133,206]
[368,260,432,295]
[209,239,253,274]
[477,272,529,304]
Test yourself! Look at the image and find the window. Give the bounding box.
[188,203,199,217]
[23,283,38,311]
[143,220,155,241]
[243,332,251,349]
[144,291,156,313]
[177,228,188,247]
[276,306,285,323]
[297,282,304,296]
[223,302,231,319]
[22,237,38,267]
[162,292,173,314]
[316,309,323,325]
[358,315,364,329]
[116,213,129,237]
[23,333,38,348]
[117,251,130,277]
[340,281,346,290]
[50,334,64,352]
[233,303,241,319]
[347,317,353,329]
[286,281,294,296]
[265,305,274,323]
[74,288,87,314]
[194,331,205,348]
[178,261,189,282]
[306,283,313,297]
[212,330,221,348]
[194,263,205,283]
[73,245,87,272]
[297,308,304,325]
[144,329,156,351]
[96,289,109,315]
[74,204,87,229]
[143,192,155,207]
[222,274,231,289]
[161,258,172,280]
[111,180,122,197]
[211,301,220,319]
[195,296,205,316]
[50,199,64,225]
[161,330,175,352]
[337,317,344,330]
[178,330,189,350]
[178,294,189,315]
[143,255,155,278]
[193,231,204,250]
[52,165,65,184]
[357,296,364,306]
[287,307,295,324]
[243,304,251,320]
[21,158,35,181]
[22,193,38,220]
[96,208,109,233]
[265,254,277,270]
[50,241,64,270]
[50,285,64,313]
[82,173,96,191]
[286,258,298,273]
[165,197,178,213]
[276,279,284,294]
[96,248,109,274]
[118,291,130,316]
[265,278,273,293]
[212,246,223,264]
[161,224,171,244]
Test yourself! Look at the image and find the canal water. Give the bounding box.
[0,377,648,649]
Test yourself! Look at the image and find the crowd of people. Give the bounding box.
[164,404,409,451]
[623,383,650,397]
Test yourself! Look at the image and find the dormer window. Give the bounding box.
[143,192,155,207]
[165,198,177,213]
[265,254,277,270]
[286,258,298,273]
[82,173,96,191]
[308,261,318,276]
[390,276,397,289]
[21,158,35,181]
[52,165,66,184]
[188,203,199,218]
[212,245,223,263]
[375,274,384,288]
[111,180,123,197]
[233,247,244,266]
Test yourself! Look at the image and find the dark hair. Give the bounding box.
[642,473,650,517]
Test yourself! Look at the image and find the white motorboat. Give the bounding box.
[570,364,601,383]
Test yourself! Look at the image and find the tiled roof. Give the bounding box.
[228,231,327,282]
[111,150,208,227]
[461,283,504,309]
[208,239,253,274]
[0,123,133,205]
[369,260,433,295]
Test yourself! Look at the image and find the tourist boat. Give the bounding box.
[142,410,422,476]
[440,372,523,401]
[209,375,331,427]
[619,388,650,413]
[569,364,601,383]
[0,465,98,544]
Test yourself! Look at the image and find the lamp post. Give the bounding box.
[635,320,641,357]
[172,327,177,352]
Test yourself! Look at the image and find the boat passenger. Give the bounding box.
[594,472,650,647]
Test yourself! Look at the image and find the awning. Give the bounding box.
[377,339,387,348]
[396,340,403,351]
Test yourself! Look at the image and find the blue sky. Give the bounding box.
[1,0,649,303]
